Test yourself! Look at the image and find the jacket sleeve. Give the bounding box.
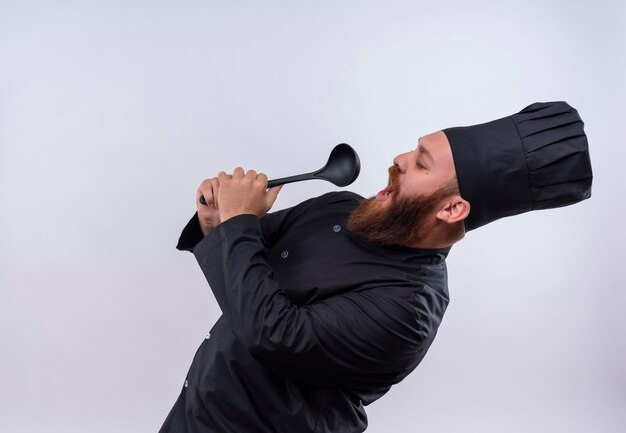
[193,214,426,390]
[175,205,296,252]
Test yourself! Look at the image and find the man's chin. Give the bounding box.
[347,196,410,246]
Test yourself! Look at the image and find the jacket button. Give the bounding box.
[281,250,289,258]
[333,224,341,232]
[205,332,211,339]
[184,380,189,388]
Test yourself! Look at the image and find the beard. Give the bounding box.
[347,167,456,247]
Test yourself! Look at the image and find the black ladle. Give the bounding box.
[199,143,360,205]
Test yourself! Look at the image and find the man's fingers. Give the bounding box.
[197,178,213,195]
[197,177,222,207]
[266,184,282,206]
[197,179,214,206]
[210,177,220,208]
[233,167,245,178]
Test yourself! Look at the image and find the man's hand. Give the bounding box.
[197,177,222,236]
[217,168,282,222]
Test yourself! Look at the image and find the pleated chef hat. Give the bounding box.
[442,101,592,232]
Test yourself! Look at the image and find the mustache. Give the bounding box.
[388,165,401,192]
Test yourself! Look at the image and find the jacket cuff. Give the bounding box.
[176,212,205,252]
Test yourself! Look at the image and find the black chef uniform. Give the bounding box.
[159,191,451,433]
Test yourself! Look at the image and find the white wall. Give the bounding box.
[1,0,624,432]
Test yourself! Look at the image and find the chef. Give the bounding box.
[159,101,592,433]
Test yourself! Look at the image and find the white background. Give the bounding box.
[1,1,624,432]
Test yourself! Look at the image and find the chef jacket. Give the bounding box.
[159,191,451,433]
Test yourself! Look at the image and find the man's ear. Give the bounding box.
[436,196,470,225]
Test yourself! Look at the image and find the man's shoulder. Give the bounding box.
[286,191,364,219]
[303,190,364,207]
[268,191,363,232]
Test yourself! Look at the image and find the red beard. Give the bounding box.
[347,166,453,246]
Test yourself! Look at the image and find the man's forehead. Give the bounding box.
[417,136,435,161]
[418,133,436,146]
[417,131,456,168]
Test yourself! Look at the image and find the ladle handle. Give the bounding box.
[267,172,316,188]
[198,172,315,205]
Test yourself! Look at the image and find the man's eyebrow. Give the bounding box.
[417,138,435,164]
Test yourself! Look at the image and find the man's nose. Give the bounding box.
[393,153,408,172]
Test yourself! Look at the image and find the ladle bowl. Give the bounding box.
[267,143,360,188]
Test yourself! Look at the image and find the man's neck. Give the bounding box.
[401,225,455,250]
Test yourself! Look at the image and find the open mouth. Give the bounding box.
[376,186,393,202]
[376,165,400,202]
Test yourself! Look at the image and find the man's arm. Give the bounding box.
[193,214,432,390]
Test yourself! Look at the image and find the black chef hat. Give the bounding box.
[442,101,592,232]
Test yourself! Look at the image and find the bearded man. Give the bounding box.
[159,101,592,433]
